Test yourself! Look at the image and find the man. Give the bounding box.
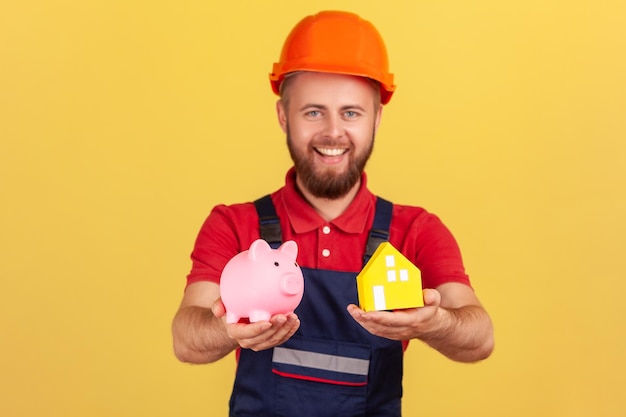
[172,10,493,417]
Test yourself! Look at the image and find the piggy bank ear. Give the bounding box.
[279,240,298,260]
[248,239,272,261]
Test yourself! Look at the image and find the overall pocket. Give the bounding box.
[272,335,370,417]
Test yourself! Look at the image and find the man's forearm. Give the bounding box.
[172,305,239,364]
[420,304,494,363]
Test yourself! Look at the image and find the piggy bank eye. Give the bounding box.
[294,262,298,267]
[274,262,279,267]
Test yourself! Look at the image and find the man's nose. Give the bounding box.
[322,114,345,139]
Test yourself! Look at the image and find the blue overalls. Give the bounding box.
[228,195,403,417]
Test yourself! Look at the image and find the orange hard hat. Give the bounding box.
[270,11,396,104]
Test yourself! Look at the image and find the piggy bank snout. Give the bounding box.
[280,273,304,296]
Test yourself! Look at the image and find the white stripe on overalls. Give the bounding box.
[273,347,370,376]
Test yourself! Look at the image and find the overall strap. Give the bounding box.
[253,195,282,249]
[363,197,393,266]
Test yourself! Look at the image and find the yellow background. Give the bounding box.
[1,1,625,416]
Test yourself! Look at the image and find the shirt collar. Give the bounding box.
[280,167,376,234]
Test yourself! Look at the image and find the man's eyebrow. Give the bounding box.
[298,104,367,112]
[340,105,367,112]
[298,104,327,111]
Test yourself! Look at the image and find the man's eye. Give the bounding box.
[344,111,358,118]
[307,110,320,117]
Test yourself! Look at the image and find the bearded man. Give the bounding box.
[172,11,493,417]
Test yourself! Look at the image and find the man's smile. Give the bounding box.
[314,147,349,157]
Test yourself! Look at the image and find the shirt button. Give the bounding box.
[322,249,331,257]
[322,226,331,234]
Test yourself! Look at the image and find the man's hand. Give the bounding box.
[347,289,443,341]
[172,281,302,363]
[212,298,301,352]
[347,283,494,362]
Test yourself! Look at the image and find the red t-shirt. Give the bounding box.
[187,168,471,290]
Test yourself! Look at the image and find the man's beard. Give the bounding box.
[286,128,375,200]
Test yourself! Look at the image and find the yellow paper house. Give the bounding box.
[356,242,424,311]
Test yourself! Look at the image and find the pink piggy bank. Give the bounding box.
[220,239,304,324]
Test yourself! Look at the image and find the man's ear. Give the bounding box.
[276,100,288,134]
[374,104,384,133]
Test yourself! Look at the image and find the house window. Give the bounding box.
[400,269,409,281]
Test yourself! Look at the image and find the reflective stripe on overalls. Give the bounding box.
[228,195,403,417]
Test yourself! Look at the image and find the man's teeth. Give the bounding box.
[316,148,346,156]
